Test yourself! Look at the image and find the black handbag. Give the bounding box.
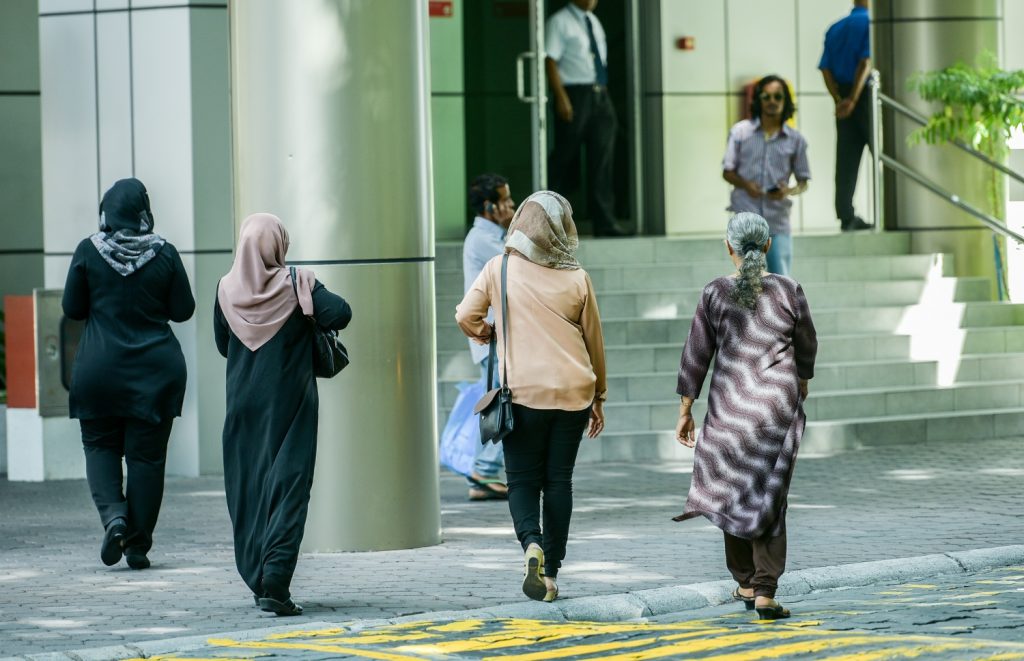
[473,253,514,444]
[290,267,350,378]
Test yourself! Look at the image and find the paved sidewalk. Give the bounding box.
[1,437,1022,656]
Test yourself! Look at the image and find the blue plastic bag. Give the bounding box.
[439,378,487,477]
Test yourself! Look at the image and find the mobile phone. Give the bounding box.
[767,186,781,194]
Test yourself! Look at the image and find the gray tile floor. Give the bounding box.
[0,437,1022,656]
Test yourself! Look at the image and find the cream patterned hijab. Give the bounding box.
[504,190,580,270]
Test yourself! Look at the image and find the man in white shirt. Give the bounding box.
[546,0,630,237]
[461,173,516,500]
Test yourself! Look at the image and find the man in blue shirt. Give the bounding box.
[461,173,516,500]
[819,0,873,232]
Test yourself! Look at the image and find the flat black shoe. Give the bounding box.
[755,602,791,620]
[258,597,304,616]
[732,587,756,611]
[124,549,150,570]
[101,518,127,566]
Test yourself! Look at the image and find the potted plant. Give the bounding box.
[908,52,1024,300]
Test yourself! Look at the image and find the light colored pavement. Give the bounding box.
[1,437,1023,658]
[32,565,1024,660]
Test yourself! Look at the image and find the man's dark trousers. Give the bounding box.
[835,82,873,227]
[548,84,618,233]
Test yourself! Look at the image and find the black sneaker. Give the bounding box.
[101,518,127,566]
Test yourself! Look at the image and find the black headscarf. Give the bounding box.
[90,178,166,276]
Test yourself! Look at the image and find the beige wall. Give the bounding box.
[36,0,232,476]
[652,0,873,236]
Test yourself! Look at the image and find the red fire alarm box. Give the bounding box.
[676,36,695,51]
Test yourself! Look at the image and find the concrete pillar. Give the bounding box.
[31,0,232,479]
[229,0,441,551]
[874,0,1003,295]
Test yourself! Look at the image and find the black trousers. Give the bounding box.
[835,82,874,225]
[548,85,618,232]
[80,416,173,553]
[502,403,590,578]
[724,530,788,599]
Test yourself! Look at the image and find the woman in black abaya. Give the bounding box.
[214,213,351,616]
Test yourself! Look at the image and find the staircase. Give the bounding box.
[436,232,1024,462]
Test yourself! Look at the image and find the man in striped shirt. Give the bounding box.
[722,75,811,276]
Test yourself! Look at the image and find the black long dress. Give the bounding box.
[214,281,351,598]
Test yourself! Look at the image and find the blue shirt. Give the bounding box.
[818,6,870,85]
[722,119,811,236]
[462,216,506,364]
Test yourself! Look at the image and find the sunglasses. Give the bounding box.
[760,92,785,102]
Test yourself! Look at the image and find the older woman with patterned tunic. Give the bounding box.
[674,212,817,620]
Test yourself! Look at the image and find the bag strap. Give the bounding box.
[499,253,509,390]
[289,266,298,300]
[485,254,510,390]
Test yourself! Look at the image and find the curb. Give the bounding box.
[8,544,1024,660]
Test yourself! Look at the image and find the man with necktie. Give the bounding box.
[545,0,630,237]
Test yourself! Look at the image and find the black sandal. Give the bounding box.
[258,596,304,616]
[755,601,791,620]
[732,587,755,611]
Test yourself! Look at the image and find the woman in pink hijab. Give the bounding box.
[214,213,352,616]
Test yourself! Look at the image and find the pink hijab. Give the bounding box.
[217,213,316,351]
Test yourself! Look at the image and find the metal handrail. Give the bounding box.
[870,69,1024,245]
[880,153,1024,244]
[878,89,1024,187]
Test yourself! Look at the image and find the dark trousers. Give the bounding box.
[502,403,591,578]
[835,82,874,225]
[548,85,618,232]
[80,416,173,553]
[724,530,788,599]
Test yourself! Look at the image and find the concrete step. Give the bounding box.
[437,380,1024,435]
[573,407,1024,463]
[436,253,952,294]
[436,232,912,272]
[436,353,1024,407]
[436,301,1024,352]
[438,326,1024,380]
[435,278,993,326]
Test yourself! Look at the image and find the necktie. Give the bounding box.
[584,15,607,86]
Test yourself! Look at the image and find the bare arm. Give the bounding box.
[546,57,573,122]
[723,170,762,198]
[848,57,872,105]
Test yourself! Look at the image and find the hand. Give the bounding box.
[676,412,696,448]
[799,378,809,401]
[555,92,574,123]
[835,98,855,119]
[743,180,763,198]
[768,182,791,200]
[587,400,605,438]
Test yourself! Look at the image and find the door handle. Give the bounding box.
[516,51,536,103]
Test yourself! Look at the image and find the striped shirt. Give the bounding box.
[722,118,811,235]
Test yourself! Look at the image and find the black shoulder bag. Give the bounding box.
[473,253,514,444]
[290,267,350,378]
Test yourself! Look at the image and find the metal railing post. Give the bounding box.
[870,69,883,232]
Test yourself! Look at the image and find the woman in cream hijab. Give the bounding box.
[457,191,607,602]
[215,213,352,616]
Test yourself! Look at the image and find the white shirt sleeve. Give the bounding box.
[546,13,565,61]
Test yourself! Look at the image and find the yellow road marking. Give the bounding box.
[208,638,424,661]
[569,630,832,660]
[480,628,732,661]
[430,619,485,633]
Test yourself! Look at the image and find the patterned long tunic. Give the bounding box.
[674,274,817,539]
